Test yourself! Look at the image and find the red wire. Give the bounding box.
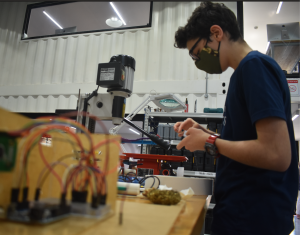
[19,125,86,188]
[15,112,121,195]
[36,116,95,160]
[38,139,64,191]
[60,111,110,173]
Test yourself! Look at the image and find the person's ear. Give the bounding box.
[210,25,223,42]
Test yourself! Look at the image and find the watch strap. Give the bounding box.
[206,134,221,158]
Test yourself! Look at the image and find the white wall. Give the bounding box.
[0,2,236,114]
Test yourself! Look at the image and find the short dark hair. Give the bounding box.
[174,2,243,49]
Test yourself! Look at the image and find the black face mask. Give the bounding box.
[195,42,222,74]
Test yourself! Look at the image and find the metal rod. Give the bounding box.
[205,73,209,98]
[123,118,152,138]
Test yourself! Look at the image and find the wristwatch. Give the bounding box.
[204,134,221,158]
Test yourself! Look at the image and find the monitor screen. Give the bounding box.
[267,22,300,41]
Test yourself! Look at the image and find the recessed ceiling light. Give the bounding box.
[106,17,123,27]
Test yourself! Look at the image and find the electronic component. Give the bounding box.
[205,153,215,172]
[150,146,159,155]
[157,124,164,138]
[137,168,153,177]
[72,190,88,203]
[163,124,171,140]
[96,62,125,89]
[171,162,182,169]
[117,182,140,196]
[97,54,135,93]
[207,122,217,132]
[182,150,193,170]
[169,125,176,140]
[71,192,110,219]
[193,151,205,171]
[0,97,119,225]
[71,203,110,219]
[7,198,71,224]
[77,54,136,127]
[0,133,17,172]
[172,149,182,156]
[123,118,171,150]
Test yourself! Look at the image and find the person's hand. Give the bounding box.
[176,127,211,152]
[174,118,215,137]
[174,118,198,137]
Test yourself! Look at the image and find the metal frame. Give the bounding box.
[237,1,244,39]
[109,95,153,136]
[267,41,300,73]
[21,1,153,40]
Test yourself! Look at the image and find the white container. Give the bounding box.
[177,167,184,177]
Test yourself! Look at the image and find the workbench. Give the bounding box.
[0,195,208,235]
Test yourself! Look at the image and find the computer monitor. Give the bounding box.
[55,26,77,35]
[267,22,300,41]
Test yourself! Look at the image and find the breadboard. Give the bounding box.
[0,107,120,217]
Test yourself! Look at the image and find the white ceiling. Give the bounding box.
[244,2,300,53]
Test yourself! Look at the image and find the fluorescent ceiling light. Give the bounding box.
[43,11,63,29]
[292,115,299,121]
[265,42,270,53]
[129,128,140,135]
[276,2,283,14]
[109,2,126,25]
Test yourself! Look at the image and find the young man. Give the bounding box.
[173,2,298,235]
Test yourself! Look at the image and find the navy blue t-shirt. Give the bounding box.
[211,51,298,235]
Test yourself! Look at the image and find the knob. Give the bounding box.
[97,102,103,108]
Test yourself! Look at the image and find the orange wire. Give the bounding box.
[19,125,86,188]
[17,113,122,195]
[38,139,64,191]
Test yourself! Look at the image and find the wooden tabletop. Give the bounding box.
[0,195,207,235]
[121,195,207,235]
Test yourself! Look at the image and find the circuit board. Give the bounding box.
[0,133,17,172]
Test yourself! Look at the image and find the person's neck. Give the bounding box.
[225,40,253,70]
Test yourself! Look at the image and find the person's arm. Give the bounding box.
[177,117,291,172]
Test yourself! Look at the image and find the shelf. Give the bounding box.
[122,140,156,145]
[170,140,181,145]
[148,112,223,124]
[174,170,216,178]
[149,112,223,118]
